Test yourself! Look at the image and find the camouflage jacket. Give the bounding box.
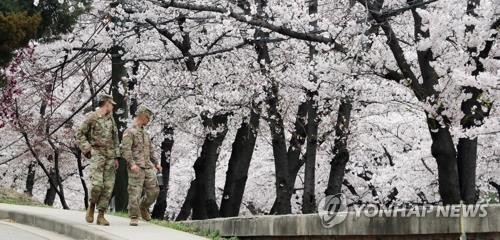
[76,110,120,158]
[121,124,158,169]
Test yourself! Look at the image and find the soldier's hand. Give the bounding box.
[156,164,162,172]
[114,159,119,169]
[130,164,140,173]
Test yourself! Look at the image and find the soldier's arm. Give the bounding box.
[76,115,93,155]
[113,121,121,158]
[121,130,136,167]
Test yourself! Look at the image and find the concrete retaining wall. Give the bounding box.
[185,204,500,239]
[0,207,121,240]
[0,203,207,240]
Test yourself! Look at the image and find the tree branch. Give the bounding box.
[378,0,439,19]
[359,0,426,100]
[0,149,28,165]
[196,31,230,67]
[159,0,347,52]
[48,77,112,136]
[18,118,68,209]
[420,157,435,175]
[145,18,184,50]
[125,38,285,63]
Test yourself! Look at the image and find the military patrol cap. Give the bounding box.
[98,94,116,105]
[136,105,153,119]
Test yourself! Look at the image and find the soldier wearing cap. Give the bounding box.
[76,94,120,226]
[121,106,161,226]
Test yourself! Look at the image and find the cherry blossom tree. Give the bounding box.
[0,0,498,219]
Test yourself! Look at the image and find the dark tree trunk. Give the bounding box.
[129,60,139,117]
[269,101,308,214]
[451,0,494,205]
[413,5,462,203]
[191,113,229,220]
[24,161,36,196]
[38,79,69,209]
[412,0,480,206]
[152,125,174,220]
[426,118,461,205]
[302,91,318,213]
[52,142,68,208]
[20,128,68,208]
[265,81,292,215]
[325,99,352,196]
[302,0,319,213]
[110,46,129,212]
[456,100,481,204]
[44,168,57,206]
[360,0,493,206]
[253,12,292,214]
[456,86,489,204]
[287,101,309,186]
[47,138,69,209]
[77,153,89,209]
[457,137,478,204]
[176,181,196,221]
[73,146,89,209]
[219,105,261,217]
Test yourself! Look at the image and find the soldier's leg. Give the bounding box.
[87,152,106,224]
[139,168,160,220]
[89,153,106,204]
[96,157,116,211]
[128,168,146,218]
[95,157,116,226]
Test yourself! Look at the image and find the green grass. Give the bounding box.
[0,188,44,206]
[111,211,238,240]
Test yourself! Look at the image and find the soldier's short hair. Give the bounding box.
[136,105,153,119]
[97,94,116,107]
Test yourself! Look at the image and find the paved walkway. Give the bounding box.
[0,204,206,240]
[0,219,73,240]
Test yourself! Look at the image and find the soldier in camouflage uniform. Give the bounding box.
[76,94,120,226]
[121,106,161,226]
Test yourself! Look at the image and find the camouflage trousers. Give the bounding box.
[127,167,159,218]
[89,151,116,211]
